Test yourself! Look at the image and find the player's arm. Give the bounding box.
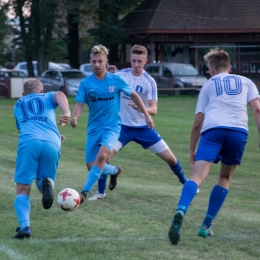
[130,91,154,128]
[70,102,84,128]
[54,91,71,126]
[249,98,260,147]
[129,99,157,116]
[189,112,204,168]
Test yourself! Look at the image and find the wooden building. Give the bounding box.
[120,0,260,82]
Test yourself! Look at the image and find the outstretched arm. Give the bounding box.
[54,91,71,126]
[70,102,84,128]
[130,91,154,128]
[128,99,157,116]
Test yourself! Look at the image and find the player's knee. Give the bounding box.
[96,151,109,163]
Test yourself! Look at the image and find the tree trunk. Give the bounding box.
[67,7,80,69]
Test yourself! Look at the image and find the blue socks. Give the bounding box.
[177,180,198,214]
[83,165,103,192]
[202,185,229,228]
[14,194,30,229]
[102,163,117,175]
[98,175,107,194]
[96,163,116,194]
[170,160,187,184]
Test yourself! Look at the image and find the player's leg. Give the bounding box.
[36,141,60,209]
[198,163,236,237]
[95,125,133,197]
[80,129,120,202]
[14,184,32,239]
[168,160,211,244]
[13,140,40,239]
[153,147,188,184]
[82,146,110,194]
[138,128,187,185]
[89,144,125,200]
[168,129,223,245]
[198,130,246,237]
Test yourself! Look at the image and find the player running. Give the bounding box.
[168,48,260,245]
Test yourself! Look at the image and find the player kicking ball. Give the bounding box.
[13,79,70,239]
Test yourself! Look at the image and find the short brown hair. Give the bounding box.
[23,79,43,95]
[204,48,230,70]
[90,44,109,58]
[131,45,148,57]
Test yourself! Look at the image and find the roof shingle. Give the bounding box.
[123,0,260,33]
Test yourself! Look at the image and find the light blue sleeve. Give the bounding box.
[118,76,133,96]
[75,80,86,104]
[48,92,59,108]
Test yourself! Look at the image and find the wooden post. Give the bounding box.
[194,40,199,70]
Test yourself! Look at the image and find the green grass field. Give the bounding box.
[0,95,260,260]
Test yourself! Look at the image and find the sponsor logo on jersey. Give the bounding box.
[89,95,114,102]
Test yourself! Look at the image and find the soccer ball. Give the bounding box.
[57,188,81,211]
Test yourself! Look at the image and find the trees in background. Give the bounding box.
[85,0,142,64]
[0,4,10,67]
[1,0,143,75]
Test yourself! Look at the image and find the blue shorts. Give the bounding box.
[196,128,247,165]
[85,127,120,163]
[119,125,162,149]
[14,140,60,184]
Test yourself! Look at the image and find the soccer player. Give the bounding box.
[70,44,154,203]
[88,45,192,201]
[13,79,70,239]
[168,48,260,245]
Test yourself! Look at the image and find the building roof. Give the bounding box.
[123,0,260,34]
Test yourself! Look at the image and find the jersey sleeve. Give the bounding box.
[75,80,86,104]
[118,76,133,96]
[48,92,59,108]
[195,83,209,114]
[146,76,157,101]
[247,80,259,102]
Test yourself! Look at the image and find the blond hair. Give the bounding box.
[23,79,43,95]
[204,48,230,70]
[131,45,148,57]
[90,44,109,58]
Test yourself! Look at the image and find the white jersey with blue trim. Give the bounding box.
[116,68,157,126]
[196,72,259,133]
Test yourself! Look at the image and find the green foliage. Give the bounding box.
[81,0,144,56]
[50,38,69,63]
[0,7,8,42]
[0,95,260,259]
[0,5,9,66]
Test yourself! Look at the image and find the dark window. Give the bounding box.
[162,67,172,77]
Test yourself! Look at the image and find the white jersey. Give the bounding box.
[196,72,259,133]
[116,68,157,126]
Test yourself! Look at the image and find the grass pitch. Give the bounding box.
[0,95,260,260]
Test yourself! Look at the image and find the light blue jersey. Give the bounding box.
[14,92,61,148]
[75,72,133,134]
